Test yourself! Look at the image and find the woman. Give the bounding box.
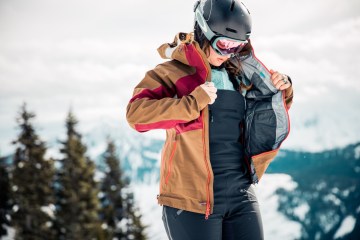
[126,0,293,239]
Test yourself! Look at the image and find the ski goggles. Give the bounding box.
[211,37,248,56]
[194,5,249,57]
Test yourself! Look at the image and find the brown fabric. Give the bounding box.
[251,150,279,181]
[126,61,209,130]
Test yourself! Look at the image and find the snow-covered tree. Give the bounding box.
[55,110,102,239]
[11,103,56,239]
[100,139,125,239]
[0,162,11,238]
[100,139,147,240]
[122,189,147,240]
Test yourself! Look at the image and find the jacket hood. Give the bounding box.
[157,32,212,74]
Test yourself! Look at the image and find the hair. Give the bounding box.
[193,23,252,92]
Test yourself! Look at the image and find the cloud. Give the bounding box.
[0,0,360,154]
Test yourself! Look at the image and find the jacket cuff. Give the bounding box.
[190,85,210,111]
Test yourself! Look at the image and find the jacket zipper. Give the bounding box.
[201,110,211,219]
[191,44,211,220]
[159,140,170,194]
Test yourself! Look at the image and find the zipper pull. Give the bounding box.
[205,203,211,220]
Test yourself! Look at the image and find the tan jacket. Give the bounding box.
[126,33,293,219]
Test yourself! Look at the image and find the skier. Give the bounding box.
[126,0,293,239]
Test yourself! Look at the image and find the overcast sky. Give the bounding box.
[1,0,360,155]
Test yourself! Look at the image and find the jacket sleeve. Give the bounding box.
[126,64,210,132]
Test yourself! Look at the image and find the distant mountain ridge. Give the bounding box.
[267,142,360,239]
[2,123,359,239]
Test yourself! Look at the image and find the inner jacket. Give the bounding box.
[126,32,294,219]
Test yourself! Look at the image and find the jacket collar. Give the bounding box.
[157,32,212,73]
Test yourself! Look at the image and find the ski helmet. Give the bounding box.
[194,0,252,41]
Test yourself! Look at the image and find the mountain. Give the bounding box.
[2,120,359,239]
[70,122,360,239]
[267,143,360,239]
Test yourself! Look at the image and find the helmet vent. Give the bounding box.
[230,1,235,11]
[226,28,237,33]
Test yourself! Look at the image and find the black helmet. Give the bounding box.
[194,0,252,41]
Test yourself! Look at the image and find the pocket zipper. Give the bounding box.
[165,141,177,185]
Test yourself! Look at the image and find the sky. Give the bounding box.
[1,0,360,156]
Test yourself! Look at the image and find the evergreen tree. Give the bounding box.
[0,163,11,238]
[100,139,147,240]
[122,189,147,240]
[55,110,102,240]
[10,103,56,240]
[100,139,125,239]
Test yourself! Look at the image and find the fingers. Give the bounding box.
[208,92,217,104]
[200,82,217,104]
[270,70,291,90]
[203,82,217,93]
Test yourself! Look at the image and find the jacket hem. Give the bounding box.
[157,194,210,215]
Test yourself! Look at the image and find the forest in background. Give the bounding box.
[0,103,147,240]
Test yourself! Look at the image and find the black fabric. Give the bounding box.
[208,90,245,144]
[245,99,277,156]
[162,178,263,240]
[162,89,263,239]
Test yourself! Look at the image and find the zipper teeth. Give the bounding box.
[190,42,211,219]
[160,140,170,193]
[165,141,177,185]
[246,111,254,155]
[201,110,211,219]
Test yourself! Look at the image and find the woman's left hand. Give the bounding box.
[270,69,291,90]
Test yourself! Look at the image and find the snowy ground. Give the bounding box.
[132,173,301,240]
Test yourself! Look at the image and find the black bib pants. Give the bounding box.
[162,90,264,240]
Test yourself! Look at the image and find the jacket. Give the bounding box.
[126,32,293,219]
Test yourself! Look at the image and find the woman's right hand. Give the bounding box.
[200,82,217,104]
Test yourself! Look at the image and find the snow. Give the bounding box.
[355,145,360,159]
[323,194,341,206]
[293,203,310,221]
[94,170,105,182]
[131,183,165,240]
[12,205,19,212]
[143,150,161,162]
[254,174,301,240]
[334,215,356,239]
[1,226,15,240]
[132,173,302,240]
[41,204,56,218]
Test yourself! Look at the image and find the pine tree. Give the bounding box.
[0,163,11,238]
[100,139,147,240]
[100,139,125,239]
[55,110,102,240]
[10,103,56,240]
[122,189,147,240]
[101,140,146,240]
